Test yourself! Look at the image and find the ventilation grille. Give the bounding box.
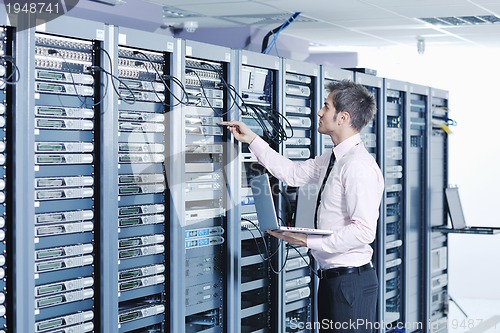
[419,15,500,26]
[162,6,203,19]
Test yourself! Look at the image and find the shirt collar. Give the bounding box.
[332,133,362,160]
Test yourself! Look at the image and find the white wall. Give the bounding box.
[355,45,500,300]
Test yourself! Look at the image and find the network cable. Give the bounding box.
[47,48,101,108]
[0,55,20,85]
[241,217,289,274]
[185,68,220,114]
[244,104,294,144]
[198,61,294,144]
[261,12,301,55]
[132,50,191,107]
[200,61,249,117]
[95,46,136,105]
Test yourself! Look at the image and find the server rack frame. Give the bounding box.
[113,26,177,333]
[10,18,37,333]
[383,78,409,330]
[100,23,120,333]
[0,24,13,333]
[170,39,234,333]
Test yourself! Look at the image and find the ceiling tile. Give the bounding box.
[175,2,284,16]
[254,0,401,20]
[389,4,492,18]
[333,17,423,29]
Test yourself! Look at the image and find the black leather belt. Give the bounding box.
[317,262,373,279]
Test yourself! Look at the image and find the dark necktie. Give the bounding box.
[314,152,336,229]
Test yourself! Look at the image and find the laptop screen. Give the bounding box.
[250,174,280,232]
[445,187,467,229]
[294,184,319,228]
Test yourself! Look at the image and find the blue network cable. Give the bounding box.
[261,12,301,55]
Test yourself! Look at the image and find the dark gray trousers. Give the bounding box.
[317,268,378,333]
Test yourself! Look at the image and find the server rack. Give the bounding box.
[381,79,407,330]
[234,50,281,333]
[0,25,13,333]
[10,17,106,333]
[319,66,354,153]
[280,59,320,333]
[169,40,233,333]
[428,89,450,333]
[10,18,37,333]
[405,83,430,332]
[112,28,175,333]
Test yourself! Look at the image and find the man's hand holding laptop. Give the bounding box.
[267,230,307,247]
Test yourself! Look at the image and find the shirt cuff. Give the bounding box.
[248,136,268,153]
[306,234,324,251]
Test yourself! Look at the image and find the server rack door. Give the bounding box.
[406,83,430,332]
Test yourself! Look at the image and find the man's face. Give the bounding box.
[318,92,339,136]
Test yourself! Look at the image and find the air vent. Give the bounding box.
[162,6,202,19]
[419,15,500,26]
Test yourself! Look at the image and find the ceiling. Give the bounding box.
[75,0,500,51]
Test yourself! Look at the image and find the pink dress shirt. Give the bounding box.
[249,133,384,269]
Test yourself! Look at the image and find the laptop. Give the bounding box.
[294,184,319,229]
[250,174,333,235]
[433,186,500,235]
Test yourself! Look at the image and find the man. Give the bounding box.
[223,80,384,332]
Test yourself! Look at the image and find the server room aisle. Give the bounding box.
[448,298,500,333]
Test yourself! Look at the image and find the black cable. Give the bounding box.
[98,47,136,104]
[245,104,293,144]
[90,64,109,108]
[131,50,190,107]
[198,62,293,143]
[201,61,258,117]
[95,65,136,105]
[0,55,20,85]
[47,49,90,107]
[163,74,191,106]
[134,60,166,106]
[289,245,318,278]
[448,294,469,318]
[186,68,222,116]
[241,217,279,260]
[241,218,289,274]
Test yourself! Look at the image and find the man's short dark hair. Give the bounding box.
[326,80,376,132]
